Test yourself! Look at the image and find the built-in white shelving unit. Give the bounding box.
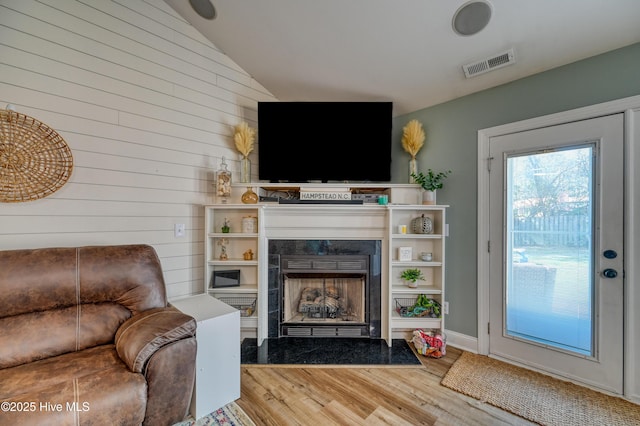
[203,183,447,345]
[388,205,447,336]
[204,204,261,336]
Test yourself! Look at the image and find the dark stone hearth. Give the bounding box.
[240,338,420,365]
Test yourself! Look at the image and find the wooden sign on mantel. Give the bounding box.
[299,187,352,201]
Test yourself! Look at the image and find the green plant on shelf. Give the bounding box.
[411,294,441,318]
[410,169,452,191]
[400,268,425,284]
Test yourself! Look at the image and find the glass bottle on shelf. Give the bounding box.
[216,157,231,203]
[409,157,418,183]
[240,156,251,183]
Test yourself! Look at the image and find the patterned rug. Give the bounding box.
[174,402,255,426]
[441,351,640,426]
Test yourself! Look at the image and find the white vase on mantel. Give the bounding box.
[422,190,436,205]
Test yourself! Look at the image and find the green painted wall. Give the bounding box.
[392,42,640,337]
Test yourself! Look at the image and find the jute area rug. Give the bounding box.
[173,401,255,426]
[441,351,640,426]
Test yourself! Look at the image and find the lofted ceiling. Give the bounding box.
[165,0,640,117]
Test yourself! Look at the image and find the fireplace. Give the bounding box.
[268,240,381,338]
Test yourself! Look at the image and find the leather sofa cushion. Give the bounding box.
[0,304,130,369]
[115,306,197,373]
[0,245,167,318]
[0,345,147,425]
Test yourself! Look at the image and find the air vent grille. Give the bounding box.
[287,327,312,336]
[313,261,338,270]
[337,328,364,337]
[312,328,338,336]
[463,48,516,78]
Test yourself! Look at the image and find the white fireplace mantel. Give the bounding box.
[257,204,391,344]
[262,205,388,240]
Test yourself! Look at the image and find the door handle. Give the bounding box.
[602,268,618,279]
[603,250,617,259]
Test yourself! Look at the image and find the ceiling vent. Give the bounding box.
[463,48,516,78]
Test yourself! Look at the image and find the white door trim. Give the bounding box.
[625,107,640,404]
[477,94,640,401]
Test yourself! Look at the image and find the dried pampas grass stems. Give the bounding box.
[234,122,256,157]
[401,119,425,158]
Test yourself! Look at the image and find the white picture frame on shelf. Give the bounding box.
[398,247,412,262]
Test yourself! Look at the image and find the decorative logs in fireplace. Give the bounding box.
[299,286,343,318]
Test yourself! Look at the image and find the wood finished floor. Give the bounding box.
[237,345,536,425]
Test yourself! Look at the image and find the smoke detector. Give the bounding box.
[462,48,516,78]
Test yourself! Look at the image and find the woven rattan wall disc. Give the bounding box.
[0,109,73,202]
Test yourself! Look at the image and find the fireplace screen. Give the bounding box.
[283,276,365,324]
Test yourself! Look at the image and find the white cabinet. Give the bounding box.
[388,205,447,339]
[171,295,240,420]
[204,205,260,337]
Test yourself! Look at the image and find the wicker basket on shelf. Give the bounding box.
[218,296,257,317]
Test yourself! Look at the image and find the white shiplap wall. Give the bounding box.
[0,0,276,299]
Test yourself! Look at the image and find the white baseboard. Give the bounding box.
[443,329,477,353]
[241,329,257,341]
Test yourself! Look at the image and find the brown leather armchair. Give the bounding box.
[0,245,197,425]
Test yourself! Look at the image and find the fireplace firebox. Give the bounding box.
[268,240,381,338]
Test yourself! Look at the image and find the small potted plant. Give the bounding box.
[400,268,425,288]
[410,168,451,205]
[221,218,230,233]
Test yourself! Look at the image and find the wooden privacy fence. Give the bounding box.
[512,215,590,247]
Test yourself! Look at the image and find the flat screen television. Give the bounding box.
[257,101,392,182]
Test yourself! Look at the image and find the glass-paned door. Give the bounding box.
[488,114,624,394]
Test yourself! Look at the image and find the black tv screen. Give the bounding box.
[258,101,392,182]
